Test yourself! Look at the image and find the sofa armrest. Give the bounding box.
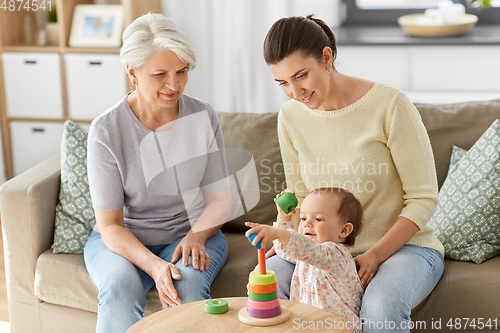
[0,153,61,326]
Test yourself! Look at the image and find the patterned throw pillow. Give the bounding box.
[448,145,467,168]
[428,119,500,264]
[52,121,96,254]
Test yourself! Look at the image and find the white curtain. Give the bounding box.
[162,0,343,114]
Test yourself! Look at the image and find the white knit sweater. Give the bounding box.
[277,83,444,256]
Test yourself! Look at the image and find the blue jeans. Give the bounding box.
[265,244,444,333]
[84,229,228,333]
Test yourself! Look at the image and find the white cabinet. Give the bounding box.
[65,53,127,120]
[337,45,500,104]
[410,46,500,91]
[10,121,64,176]
[2,53,64,118]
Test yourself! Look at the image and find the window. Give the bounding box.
[357,0,442,9]
[344,0,500,25]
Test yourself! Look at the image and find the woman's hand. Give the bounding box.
[171,231,210,271]
[354,251,383,287]
[151,260,182,307]
[354,217,420,287]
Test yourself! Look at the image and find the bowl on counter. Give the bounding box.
[398,13,478,37]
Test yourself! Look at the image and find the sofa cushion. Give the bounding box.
[217,112,284,231]
[34,232,265,313]
[415,98,500,189]
[413,256,500,327]
[34,249,162,316]
[210,232,271,297]
[428,120,500,264]
[35,249,100,313]
[52,121,95,254]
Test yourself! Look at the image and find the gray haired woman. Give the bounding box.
[84,13,231,332]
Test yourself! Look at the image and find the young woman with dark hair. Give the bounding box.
[262,15,445,333]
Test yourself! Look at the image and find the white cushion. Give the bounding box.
[34,249,163,315]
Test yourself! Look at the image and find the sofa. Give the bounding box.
[1,98,500,333]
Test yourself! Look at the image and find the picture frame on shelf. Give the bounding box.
[69,4,124,48]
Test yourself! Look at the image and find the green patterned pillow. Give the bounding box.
[428,119,500,264]
[448,145,467,168]
[52,121,96,254]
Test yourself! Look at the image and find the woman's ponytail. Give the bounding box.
[264,14,337,66]
[305,14,337,64]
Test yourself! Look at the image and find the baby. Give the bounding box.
[245,187,363,332]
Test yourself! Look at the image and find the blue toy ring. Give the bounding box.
[247,232,262,249]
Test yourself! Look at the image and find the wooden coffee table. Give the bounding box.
[126,297,351,332]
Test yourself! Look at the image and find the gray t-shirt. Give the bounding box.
[87,94,229,245]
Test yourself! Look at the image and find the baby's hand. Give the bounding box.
[245,222,291,248]
[245,222,281,247]
[274,191,296,218]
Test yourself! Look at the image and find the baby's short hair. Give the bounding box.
[309,187,363,246]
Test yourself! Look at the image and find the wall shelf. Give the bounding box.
[0,0,161,179]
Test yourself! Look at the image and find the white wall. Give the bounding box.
[161,2,500,108]
[162,0,344,113]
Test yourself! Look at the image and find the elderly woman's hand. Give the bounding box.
[151,260,182,307]
[171,230,211,271]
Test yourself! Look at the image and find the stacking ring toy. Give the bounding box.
[248,282,278,294]
[276,192,298,214]
[205,299,229,314]
[238,231,291,326]
[247,298,280,311]
[249,270,276,286]
[246,305,282,318]
[248,291,278,302]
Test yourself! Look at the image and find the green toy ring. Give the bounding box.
[248,270,276,286]
[248,290,279,302]
[276,192,298,214]
[205,299,229,314]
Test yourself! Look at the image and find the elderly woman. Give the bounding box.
[84,13,231,333]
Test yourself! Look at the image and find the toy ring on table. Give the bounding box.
[205,299,229,314]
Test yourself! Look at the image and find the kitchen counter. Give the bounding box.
[332,24,500,46]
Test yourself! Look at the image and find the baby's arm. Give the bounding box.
[279,231,351,273]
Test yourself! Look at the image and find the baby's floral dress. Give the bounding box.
[274,221,363,333]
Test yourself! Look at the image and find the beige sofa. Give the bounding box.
[2,99,500,333]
